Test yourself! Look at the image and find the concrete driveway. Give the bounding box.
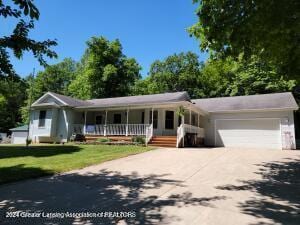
[0,148,300,225]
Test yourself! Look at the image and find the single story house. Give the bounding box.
[29,91,298,150]
[10,125,28,144]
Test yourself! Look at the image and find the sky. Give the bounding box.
[3,0,208,77]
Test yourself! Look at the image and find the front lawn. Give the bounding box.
[0,144,151,184]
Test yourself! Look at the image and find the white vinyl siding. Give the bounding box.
[215,119,281,149]
[11,131,27,144]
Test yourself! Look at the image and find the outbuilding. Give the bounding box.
[10,125,28,144]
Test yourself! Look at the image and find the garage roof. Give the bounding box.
[192,92,298,112]
[10,125,28,131]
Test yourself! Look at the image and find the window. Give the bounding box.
[113,114,122,124]
[165,111,174,129]
[192,114,196,126]
[141,112,145,124]
[149,110,158,129]
[38,110,46,127]
[95,115,102,124]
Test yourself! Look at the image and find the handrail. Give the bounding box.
[145,123,153,146]
[176,124,205,148]
[176,124,184,147]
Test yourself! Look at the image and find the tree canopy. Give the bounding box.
[68,36,141,99]
[31,58,77,100]
[133,52,296,99]
[0,0,57,77]
[0,76,26,132]
[189,0,300,79]
[132,52,205,98]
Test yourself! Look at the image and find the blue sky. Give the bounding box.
[3,0,208,77]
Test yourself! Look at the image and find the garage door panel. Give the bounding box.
[216,119,281,149]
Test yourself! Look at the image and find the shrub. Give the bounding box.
[26,138,32,145]
[97,138,111,143]
[131,136,145,144]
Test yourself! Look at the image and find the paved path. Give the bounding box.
[0,148,300,225]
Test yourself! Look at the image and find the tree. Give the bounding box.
[189,0,300,79]
[21,58,77,123]
[201,56,296,97]
[68,36,141,99]
[132,52,205,98]
[0,0,57,77]
[0,77,26,132]
[31,58,77,99]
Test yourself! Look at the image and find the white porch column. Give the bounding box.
[198,113,200,127]
[83,111,87,134]
[189,108,192,125]
[182,113,185,147]
[104,110,108,136]
[151,107,154,125]
[126,108,129,136]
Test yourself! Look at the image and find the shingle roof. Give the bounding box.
[192,92,298,112]
[10,125,28,131]
[83,92,190,108]
[48,92,91,107]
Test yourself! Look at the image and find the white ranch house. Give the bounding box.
[29,91,298,149]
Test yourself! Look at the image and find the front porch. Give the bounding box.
[71,104,206,147]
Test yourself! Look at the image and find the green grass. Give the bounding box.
[0,144,151,184]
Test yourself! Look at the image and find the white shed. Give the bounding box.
[10,125,28,144]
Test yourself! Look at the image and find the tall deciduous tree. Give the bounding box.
[31,58,77,99]
[0,77,26,132]
[69,36,141,99]
[133,52,295,99]
[201,56,296,97]
[189,0,300,79]
[132,52,205,98]
[21,58,77,123]
[0,0,57,77]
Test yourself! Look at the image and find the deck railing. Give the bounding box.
[73,124,150,136]
[176,124,204,147]
[145,123,153,146]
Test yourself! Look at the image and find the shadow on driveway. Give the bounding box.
[0,170,225,225]
[216,157,300,225]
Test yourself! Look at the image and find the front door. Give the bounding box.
[165,111,174,129]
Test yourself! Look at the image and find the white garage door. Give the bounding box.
[215,119,282,149]
[12,132,27,144]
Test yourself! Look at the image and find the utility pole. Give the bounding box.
[26,68,35,148]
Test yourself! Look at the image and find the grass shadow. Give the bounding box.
[0,164,54,185]
[0,145,81,159]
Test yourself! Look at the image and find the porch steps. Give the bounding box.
[148,136,177,148]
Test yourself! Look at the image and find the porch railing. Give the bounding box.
[145,123,153,146]
[73,124,150,136]
[176,124,204,147]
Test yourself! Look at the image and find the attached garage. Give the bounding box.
[193,92,299,150]
[215,119,282,149]
[10,125,28,144]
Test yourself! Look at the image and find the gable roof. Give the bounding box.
[192,92,298,113]
[10,125,28,131]
[83,92,190,108]
[32,92,91,107]
[48,92,91,107]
